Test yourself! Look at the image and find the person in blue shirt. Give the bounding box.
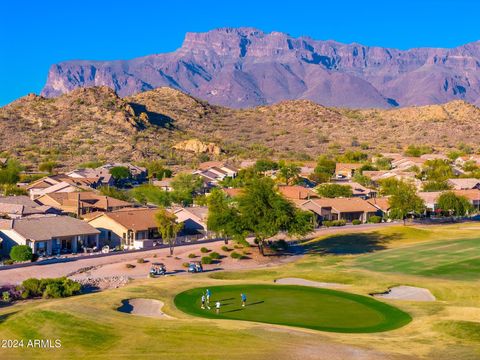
[206,289,211,303]
[240,293,247,307]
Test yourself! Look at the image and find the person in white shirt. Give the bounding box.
[215,301,221,314]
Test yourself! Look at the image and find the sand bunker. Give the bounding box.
[275,277,349,289]
[118,298,174,318]
[372,286,435,302]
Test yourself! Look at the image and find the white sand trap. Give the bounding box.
[373,286,435,302]
[119,298,174,319]
[275,277,349,289]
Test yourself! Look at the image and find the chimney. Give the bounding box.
[105,196,109,211]
[77,192,81,218]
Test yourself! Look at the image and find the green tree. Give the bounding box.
[109,166,131,180]
[404,145,432,157]
[170,173,203,206]
[316,183,353,198]
[311,155,336,183]
[155,208,184,255]
[38,161,58,174]
[254,159,278,173]
[10,245,33,262]
[278,162,300,185]
[374,156,392,170]
[422,159,453,182]
[2,184,28,196]
[0,159,23,185]
[130,184,171,207]
[206,189,242,244]
[422,180,451,192]
[236,178,314,255]
[145,160,172,180]
[336,150,368,163]
[388,181,425,223]
[437,191,473,217]
[98,186,132,202]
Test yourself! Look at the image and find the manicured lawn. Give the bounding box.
[355,237,480,280]
[174,284,411,333]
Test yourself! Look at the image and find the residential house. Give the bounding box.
[65,168,114,186]
[0,196,58,219]
[342,181,377,199]
[278,185,318,200]
[447,178,480,190]
[27,176,102,199]
[153,177,174,191]
[334,163,362,179]
[173,206,208,234]
[391,157,426,171]
[194,163,238,186]
[418,190,480,214]
[367,197,391,217]
[88,208,161,249]
[295,197,378,225]
[36,192,133,218]
[0,215,100,256]
[97,163,148,183]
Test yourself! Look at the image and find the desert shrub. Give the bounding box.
[125,264,136,269]
[19,277,81,299]
[332,220,346,226]
[137,258,145,264]
[234,244,243,249]
[230,251,242,259]
[188,253,197,258]
[182,262,190,268]
[368,215,382,223]
[322,220,332,227]
[221,246,231,252]
[201,256,213,264]
[209,252,221,260]
[2,291,11,303]
[352,219,362,225]
[10,245,33,262]
[2,259,14,265]
[200,247,210,253]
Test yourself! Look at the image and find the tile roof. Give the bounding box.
[98,208,161,231]
[4,216,99,242]
[447,178,480,190]
[278,185,318,200]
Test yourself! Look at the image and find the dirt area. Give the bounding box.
[117,298,173,319]
[274,278,349,289]
[0,240,298,286]
[372,285,436,301]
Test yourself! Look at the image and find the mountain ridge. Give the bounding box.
[41,27,480,109]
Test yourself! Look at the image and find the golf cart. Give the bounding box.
[150,262,167,276]
[187,261,203,273]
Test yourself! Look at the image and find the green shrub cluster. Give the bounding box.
[221,246,231,252]
[322,220,347,227]
[368,215,382,223]
[201,256,213,264]
[209,252,221,260]
[188,253,197,258]
[200,247,210,253]
[230,251,242,259]
[352,219,362,225]
[9,245,33,262]
[19,277,81,299]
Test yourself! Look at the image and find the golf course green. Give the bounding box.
[174,284,412,333]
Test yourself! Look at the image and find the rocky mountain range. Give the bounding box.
[41,27,480,109]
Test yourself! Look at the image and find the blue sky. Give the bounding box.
[1,0,479,105]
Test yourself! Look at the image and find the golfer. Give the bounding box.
[240,293,247,307]
[215,301,221,314]
[201,294,206,309]
[206,288,211,303]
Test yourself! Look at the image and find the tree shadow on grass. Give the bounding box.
[302,232,403,255]
[0,311,19,324]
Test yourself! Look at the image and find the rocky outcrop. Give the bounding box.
[41,28,480,109]
[173,139,221,155]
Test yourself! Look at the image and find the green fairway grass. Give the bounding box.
[355,237,480,280]
[174,284,411,333]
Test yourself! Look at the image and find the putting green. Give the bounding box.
[174,284,411,333]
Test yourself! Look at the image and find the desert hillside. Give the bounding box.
[1,86,480,169]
